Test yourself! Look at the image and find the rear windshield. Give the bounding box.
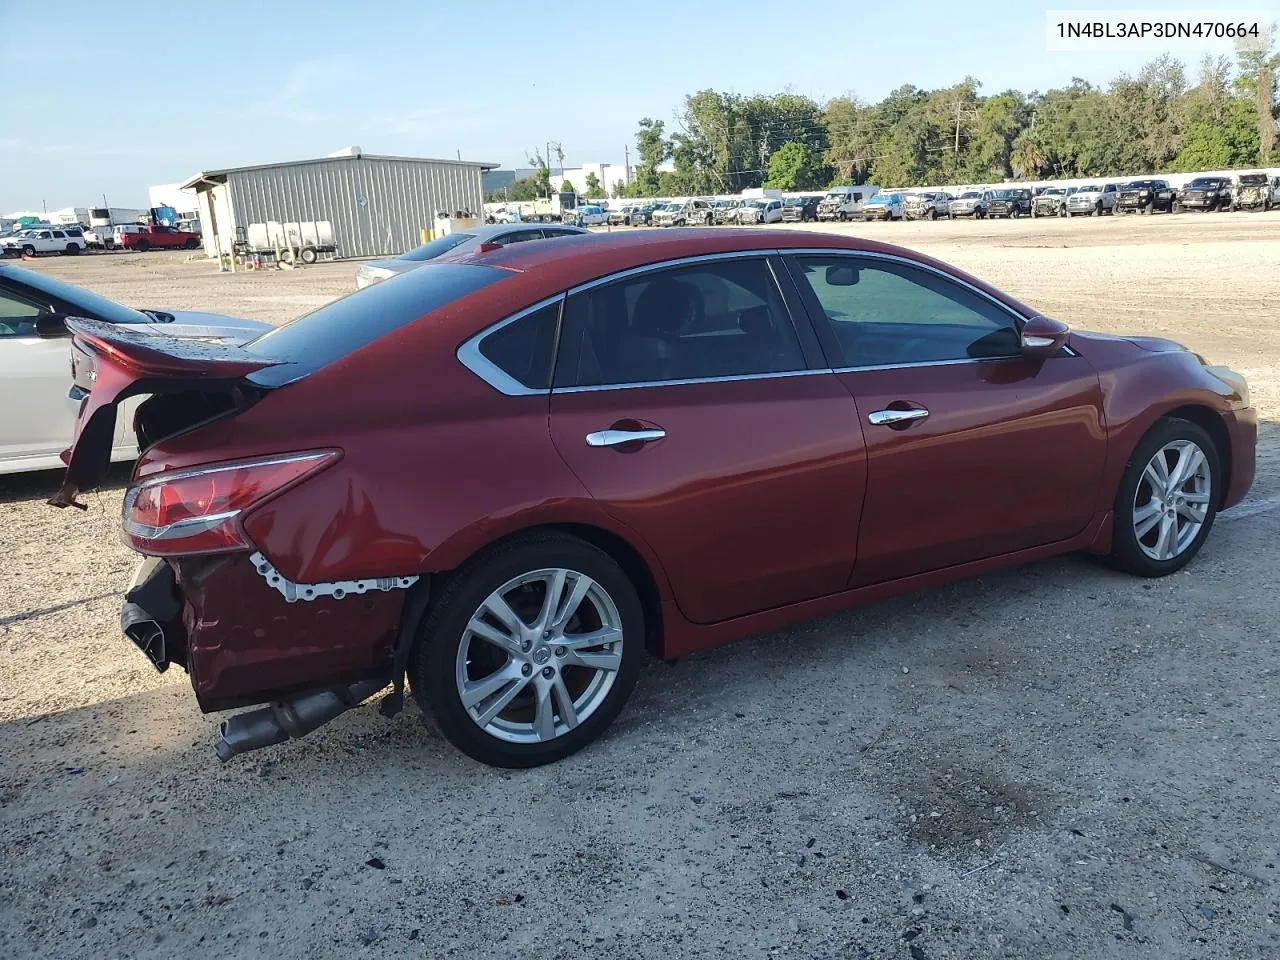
[397,233,474,262]
[244,262,509,387]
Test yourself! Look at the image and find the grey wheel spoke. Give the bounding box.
[1177,500,1208,523]
[482,593,526,637]
[551,675,580,729]
[532,682,557,741]
[474,677,529,729]
[563,647,622,672]
[561,625,623,650]
[1168,445,1204,490]
[1143,458,1169,495]
[1133,500,1162,538]
[1154,514,1177,559]
[551,574,593,633]
[1182,490,1211,504]
[466,616,522,656]
[533,568,568,633]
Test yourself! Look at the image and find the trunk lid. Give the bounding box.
[51,318,283,509]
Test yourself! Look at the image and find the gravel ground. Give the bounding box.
[2,214,1278,959]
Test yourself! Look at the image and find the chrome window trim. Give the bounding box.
[554,368,831,394]
[456,293,565,397]
[784,247,1030,326]
[458,247,1077,396]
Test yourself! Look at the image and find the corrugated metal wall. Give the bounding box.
[226,157,484,259]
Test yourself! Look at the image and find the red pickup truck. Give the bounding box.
[117,224,202,252]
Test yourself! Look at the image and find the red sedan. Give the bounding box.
[54,230,1256,767]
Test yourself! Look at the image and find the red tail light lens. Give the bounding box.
[122,451,338,556]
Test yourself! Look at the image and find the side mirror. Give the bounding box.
[825,264,860,286]
[1020,315,1070,357]
[35,311,70,338]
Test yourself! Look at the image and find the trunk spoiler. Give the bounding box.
[50,318,284,510]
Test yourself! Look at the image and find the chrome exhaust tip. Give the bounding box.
[215,679,387,762]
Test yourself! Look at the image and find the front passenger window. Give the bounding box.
[791,256,1020,368]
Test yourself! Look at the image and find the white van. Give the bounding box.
[817,185,880,221]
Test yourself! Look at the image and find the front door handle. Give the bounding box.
[586,428,666,447]
[867,407,929,426]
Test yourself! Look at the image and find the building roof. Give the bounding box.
[180,152,499,191]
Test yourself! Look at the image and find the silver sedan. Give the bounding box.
[354,224,588,289]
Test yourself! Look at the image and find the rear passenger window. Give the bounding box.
[554,258,805,388]
[476,300,561,390]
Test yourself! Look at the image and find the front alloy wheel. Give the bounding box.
[411,534,643,767]
[1110,418,1220,577]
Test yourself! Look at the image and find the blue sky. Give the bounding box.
[1,0,1270,210]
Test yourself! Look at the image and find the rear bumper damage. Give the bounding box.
[118,551,414,759]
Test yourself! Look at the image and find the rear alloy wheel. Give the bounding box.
[21,244,35,257]
[136,239,151,252]
[411,535,643,767]
[1109,418,1219,577]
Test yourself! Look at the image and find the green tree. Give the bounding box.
[1010,133,1047,178]
[631,117,670,196]
[583,171,606,198]
[484,176,540,203]
[526,150,552,197]
[764,141,827,190]
[1235,25,1279,163]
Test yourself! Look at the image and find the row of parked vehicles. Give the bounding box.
[515,169,1280,233]
[0,221,202,257]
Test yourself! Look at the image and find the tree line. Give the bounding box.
[486,44,1277,203]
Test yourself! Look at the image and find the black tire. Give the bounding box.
[1108,417,1221,578]
[410,533,645,768]
[299,246,318,264]
[104,238,115,250]
[183,237,198,249]
[21,244,35,257]
[1173,200,1182,214]
[63,243,80,255]
[136,239,151,252]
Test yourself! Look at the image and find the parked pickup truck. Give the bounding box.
[1064,183,1118,217]
[117,224,202,251]
[986,188,1031,219]
[1030,186,1075,217]
[861,192,905,221]
[1232,173,1274,211]
[1175,176,1232,212]
[1116,179,1175,214]
[652,198,715,227]
[904,192,951,220]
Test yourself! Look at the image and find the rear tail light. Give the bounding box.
[122,451,338,556]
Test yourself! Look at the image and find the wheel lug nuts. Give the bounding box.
[521,640,531,652]
[542,631,551,639]
[521,664,532,677]
[541,666,554,679]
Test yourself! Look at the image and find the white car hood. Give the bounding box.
[147,310,273,344]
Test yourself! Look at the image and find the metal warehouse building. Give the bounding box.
[180,147,496,260]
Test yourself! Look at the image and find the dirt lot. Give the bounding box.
[2,214,1278,959]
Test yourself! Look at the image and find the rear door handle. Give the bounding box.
[586,428,666,447]
[867,407,929,426]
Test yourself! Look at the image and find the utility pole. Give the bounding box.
[624,144,630,185]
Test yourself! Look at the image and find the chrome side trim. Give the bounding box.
[456,294,564,397]
[249,551,419,604]
[554,367,830,394]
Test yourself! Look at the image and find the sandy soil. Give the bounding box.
[2,213,1278,959]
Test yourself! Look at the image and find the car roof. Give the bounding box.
[447,227,1033,316]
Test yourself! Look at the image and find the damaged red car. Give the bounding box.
[54,230,1256,767]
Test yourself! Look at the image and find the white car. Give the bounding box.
[737,199,784,224]
[572,205,607,226]
[1,226,87,257]
[0,263,271,474]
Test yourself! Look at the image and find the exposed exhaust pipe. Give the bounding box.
[215,679,387,761]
